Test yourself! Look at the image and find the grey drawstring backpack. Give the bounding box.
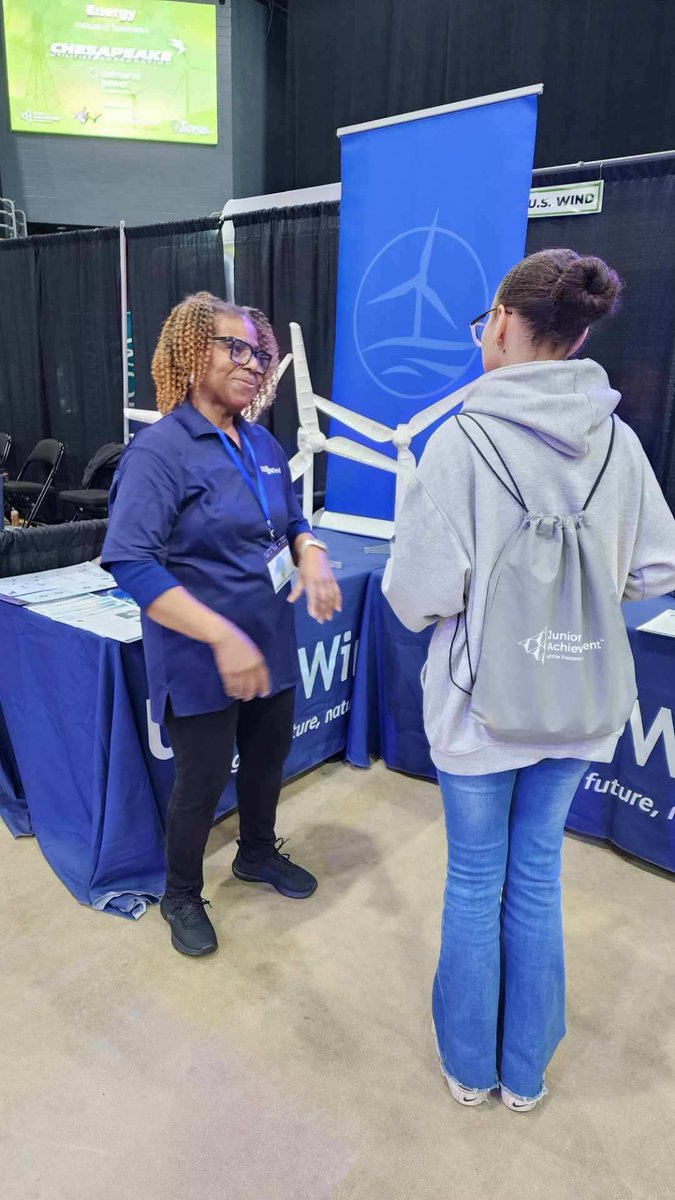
[451,414,637,743]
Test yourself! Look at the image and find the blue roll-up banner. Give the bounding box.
[328,86,541,521]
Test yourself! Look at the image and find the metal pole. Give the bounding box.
[337,83,543,139]
[221,148,675,222]
[119,221,130,444]
[533,148,675,177]
[221,218,235,302]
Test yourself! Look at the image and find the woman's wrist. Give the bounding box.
[146,588,241,649]
[205,613,237,648]
[295,535,329,563]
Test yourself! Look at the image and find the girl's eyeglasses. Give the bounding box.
[212,335,272,374]
[469,307,512,349]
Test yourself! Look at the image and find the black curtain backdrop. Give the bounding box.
[37,229,123,489]
[126,218,225,414]
[0,240,49,475]
[232,202,339,489]
[526,159,675,510]
[285,0,675,190]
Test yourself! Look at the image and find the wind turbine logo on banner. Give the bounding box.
[369,211,457,337]
[355,213,485,401]
[288,322,464,539]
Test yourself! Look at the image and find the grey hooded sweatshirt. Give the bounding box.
[383,358,675,776]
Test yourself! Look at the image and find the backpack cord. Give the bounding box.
[456,415,528,511]
[450,413,525,698]
[583,415,616,511]
[458,412,617,514]
[448,611,476,697]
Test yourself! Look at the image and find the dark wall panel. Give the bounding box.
[285,0,675,188]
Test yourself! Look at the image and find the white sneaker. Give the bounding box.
[431,1020,491,1107]
[500,1085,541,1113]
[447,1077,491,1107]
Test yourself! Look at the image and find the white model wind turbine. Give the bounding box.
[288,324,397,534]
[288,322,462,538]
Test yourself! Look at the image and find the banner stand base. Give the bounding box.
[313,508,394,541]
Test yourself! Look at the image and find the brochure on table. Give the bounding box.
[0,562,141,642]
[0,562,117,605]
[30,592,142,643]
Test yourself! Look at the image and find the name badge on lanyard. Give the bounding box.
[215,425,296,594]
[264,535,295,594]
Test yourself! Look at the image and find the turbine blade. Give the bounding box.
[407,394,463,437]
[274,353,293,384]
[314,395,393,442]
[288,444,315,482]
[369,278,416,304]
[420,212,440,277]
[290,322,321,435]
[424,287,457,328]
[125,407,161,425]
[325,437,398,474]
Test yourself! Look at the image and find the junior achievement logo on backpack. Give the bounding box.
[519,627,605,665]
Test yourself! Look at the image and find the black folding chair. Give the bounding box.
[0,432,11,469]
[3,439,65,526]
[59,443,124,520]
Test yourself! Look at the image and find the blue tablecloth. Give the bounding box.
[0,531,379,916]
[348,576,675,874]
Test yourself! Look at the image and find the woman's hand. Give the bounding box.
[288,547,342,624]
[211,624,271,701]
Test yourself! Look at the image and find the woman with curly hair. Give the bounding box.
[102,293,341,957]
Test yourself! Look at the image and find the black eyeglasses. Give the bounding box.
[212,335,272,374]
[470,307,513,348]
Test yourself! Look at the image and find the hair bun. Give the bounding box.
[555,255,622,323]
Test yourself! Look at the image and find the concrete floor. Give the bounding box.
[2,760,674,1200]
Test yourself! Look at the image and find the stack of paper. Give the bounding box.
[0,562,117,606]
[0,562,142,643]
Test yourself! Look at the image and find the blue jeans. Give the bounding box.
[433,759,588,1100]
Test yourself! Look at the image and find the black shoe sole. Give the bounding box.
[160,909,218,957]
[232,862,318,899]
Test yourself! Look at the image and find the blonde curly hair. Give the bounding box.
[151,292,280,422]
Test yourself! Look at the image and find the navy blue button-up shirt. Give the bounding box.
[102,402,311,721]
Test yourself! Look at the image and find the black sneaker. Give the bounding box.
[160,894,218,957]
[232,839,318,899]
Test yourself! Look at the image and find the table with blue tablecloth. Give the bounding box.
[0,531,379,917]
[2,533,673,917]
[348,573,675,874]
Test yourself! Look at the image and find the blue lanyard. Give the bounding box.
[215,426,276,541]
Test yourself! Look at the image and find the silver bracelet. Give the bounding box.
[298,537,328,558]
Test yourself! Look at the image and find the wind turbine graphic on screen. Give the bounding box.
[288,322,464,537]
[169,39,205,122]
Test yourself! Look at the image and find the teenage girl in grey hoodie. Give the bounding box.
[383,249,675,1111]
